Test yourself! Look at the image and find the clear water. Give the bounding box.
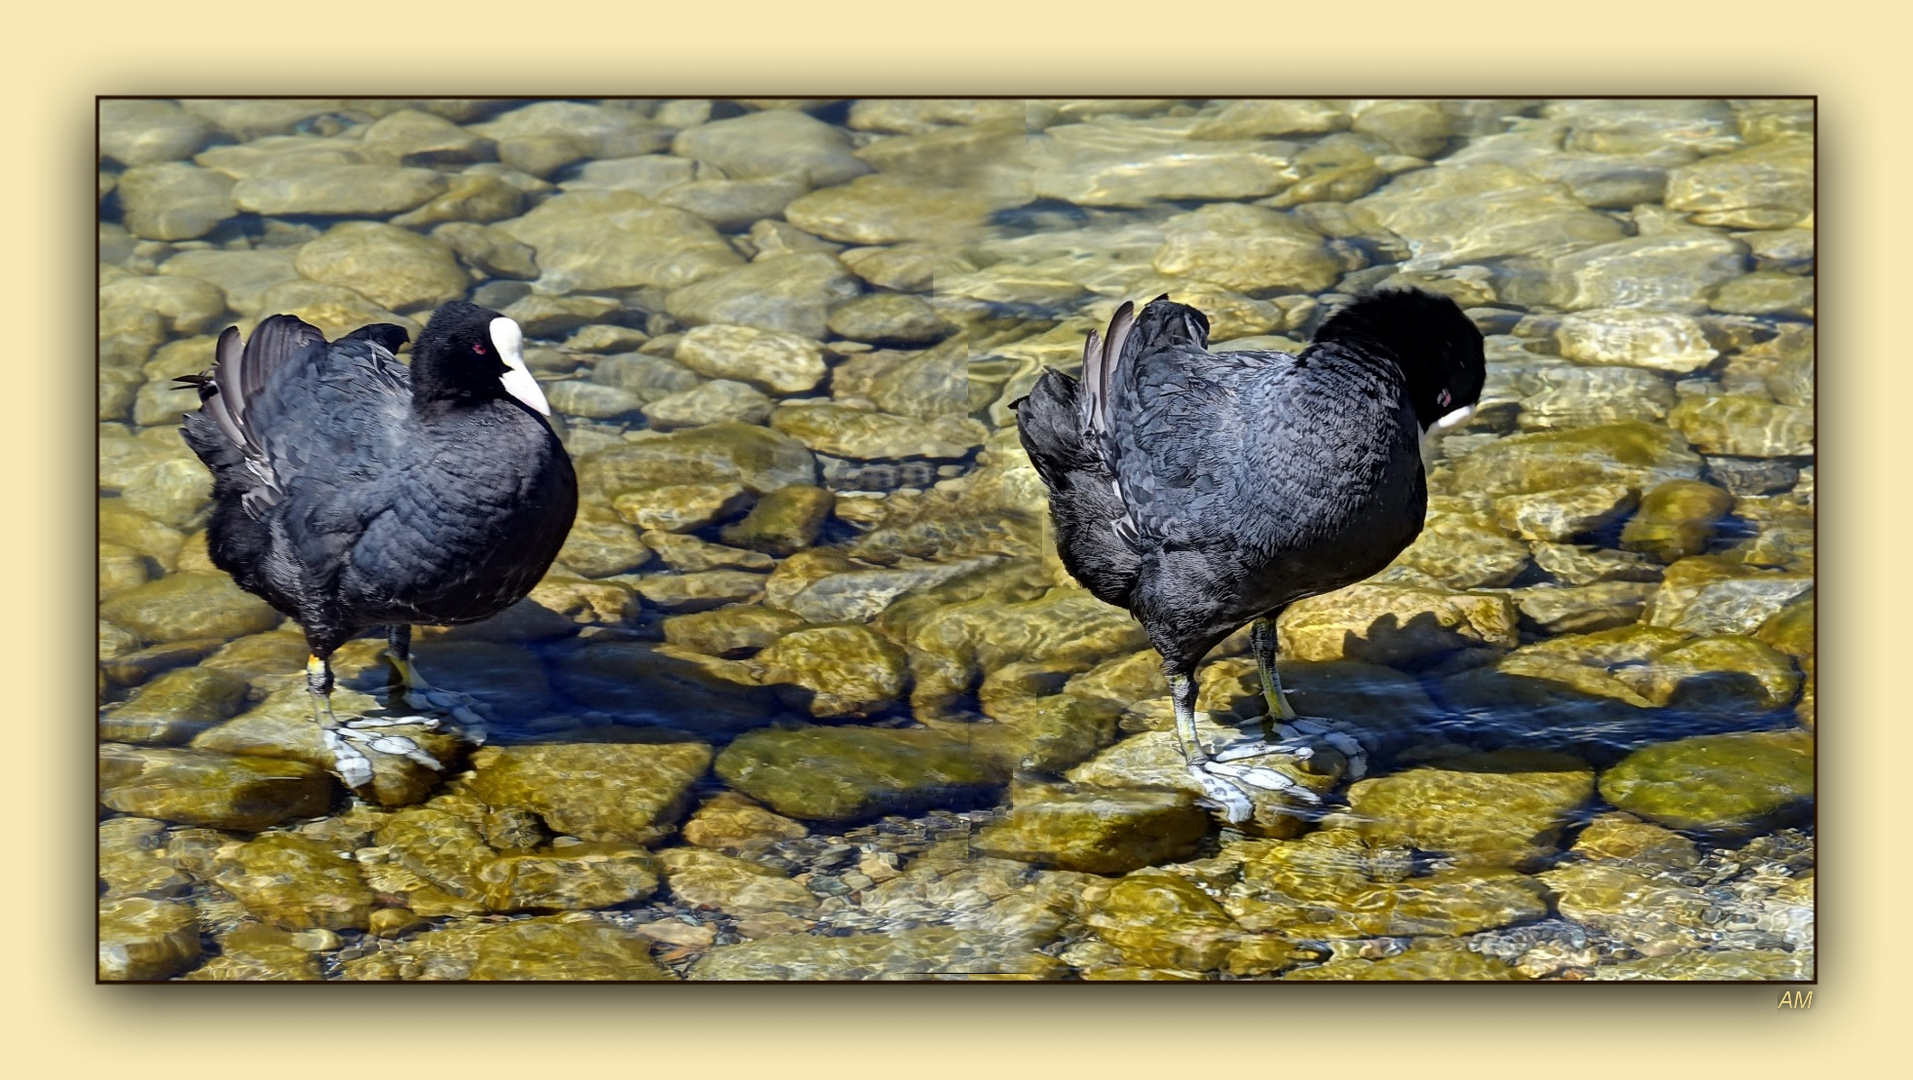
[97,98,1814,981]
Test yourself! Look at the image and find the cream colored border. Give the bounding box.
[18,0,1886,1070]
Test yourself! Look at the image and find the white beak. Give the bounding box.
[1419,404,1475,468]
[489,316,550,416]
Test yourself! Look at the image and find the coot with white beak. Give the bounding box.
[177,300,578,787]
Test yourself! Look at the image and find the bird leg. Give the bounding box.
[1209,617,1370,780]
[382,625,489,736]
[1169,670,1317,824]
[307,652,382,789]
[1251,617,1298,723]
[304,646,445,791]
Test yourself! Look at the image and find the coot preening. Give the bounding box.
[1015,289,1485,821]
[177,301,578,786]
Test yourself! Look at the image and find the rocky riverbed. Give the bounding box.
[99,97,1813,981]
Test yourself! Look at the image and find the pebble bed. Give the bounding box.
[98,97,1814,982]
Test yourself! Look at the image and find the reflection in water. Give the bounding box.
[98,98,1814,981]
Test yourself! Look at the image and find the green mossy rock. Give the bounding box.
[826,292,954,345]
[665,252,862,340]
[466,919,676,980]
[673,323,828,392]
[1346,750,1596,867]
[655,847,818,916]
[1637,635,1799,712]
[643,531,775,573]
[1599,729,1814,832]
[579,422,816,500]
[1515,582,1656,635]
[1152,202,1342,293]
[465,736,712,845]
[719,484,834,555]
[98,638,225,691]
[1494,484,1639,543]
[966,691,1123,774]
[757,624,909,719]
[342,915,676,981]
[481,844,662,911]
[551,640,776,734]
[662,604,808,658]
[632,569,767,613]
[770,402,987,462]
[1231,829,1550,938]
[1664,137,1812,227]
[209,832,376,930]
[1541,860,1721,954]
[1086,870,1241,971]
[1621,480,1735,562]
[98,572,281,644]
[292,221,468,313]
[183,923,326,981]
[716,726,1005,822]
[1571,814,1702,872]
[1555,309,1718,373]
[641,379,775,431]
[614,482,753,533]
[679,791,810,850]
[1392,507,1533,589]
[1278,581,1519,666]
[97,817,195,900]
[1451,421,1703,497]
[973,783,1210,875]
[191,687,464,808]
[98,896,203,980]
[99,666,251,745]
[494,189,740,294]
[1645,557,1814,636]
[1668,395,1814,458]
[99,743,334,831]
[361,805,494,916]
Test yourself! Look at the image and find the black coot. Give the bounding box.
[1015,289,1485,820]
[178,300,578,786]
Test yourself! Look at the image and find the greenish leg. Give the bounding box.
[384,624,432,699]
[383,624,486,732]
[1252,617,1298,722]
[1169,671,1205,764]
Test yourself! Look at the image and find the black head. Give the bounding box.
[409,300,548,415]
[1313,288,1485,429]
[1131,294,1211,353]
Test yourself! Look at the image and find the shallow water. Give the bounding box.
[97,97,1814,981]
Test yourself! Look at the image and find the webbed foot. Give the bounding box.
[319,718,445,790]
[1184,757,1321,824]
[1211,716,1370,781]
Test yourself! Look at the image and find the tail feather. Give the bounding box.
[1082,301,1135,438]
[218,315,327,455]
[176,314,328,518]
[1013,367,1140,608]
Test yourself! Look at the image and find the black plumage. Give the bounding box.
[178,300,578,783]
[1015,289,1485,819]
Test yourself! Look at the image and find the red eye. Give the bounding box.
[474,343,488,356]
